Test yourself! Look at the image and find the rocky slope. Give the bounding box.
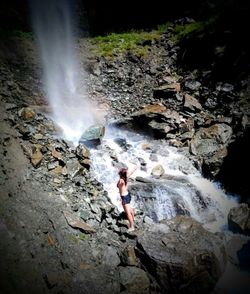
[0,22,249,294]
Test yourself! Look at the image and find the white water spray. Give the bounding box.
[29,0,97,144]
[91,126,239,233]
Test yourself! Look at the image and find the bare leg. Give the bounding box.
[131,207,135,222]
[123,204,134,230]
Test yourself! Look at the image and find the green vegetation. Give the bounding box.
[79,232,87,241]
[171,17,218,42]
[89,23,172,58]
[0,29,33,39]
[69,232,88,243]
[69,233,79,243]
[12,30,34,39]
[88,18,218,58]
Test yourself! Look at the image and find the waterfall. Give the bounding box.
[91,126,239,233]
[29,0,97,144]
[29,0,239,234]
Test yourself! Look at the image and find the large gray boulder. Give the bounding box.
[190,123,233,176]
[136,216,227,293]
[79,124,105,148]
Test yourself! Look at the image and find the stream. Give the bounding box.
[90,125,238,233]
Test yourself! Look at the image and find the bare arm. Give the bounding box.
[127,165,138,178]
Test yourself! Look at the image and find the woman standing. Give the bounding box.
[117,166,138,232]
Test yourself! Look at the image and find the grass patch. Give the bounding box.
[0,29,34,39]
[79,232,87,241]
[171,17,218,43]
[69,233,79,243]
[89,23,172,58]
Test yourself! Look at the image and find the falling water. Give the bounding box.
[91,126,239,233]
[29,0,97,144]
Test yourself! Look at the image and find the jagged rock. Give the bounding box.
[136,216,227,293]
[31,145,43,167]
[184,80,201,91]
[63,210,96,233]
[51,148,63,161]
[183,93,202,112]
[153,83,181,99]
[190,123,233,156]
[123,104,182,138]
[75,143,90,159]
[226,235,248,266]
[228,204,250,235]
[66,158,84,178]
[203,147,228,176]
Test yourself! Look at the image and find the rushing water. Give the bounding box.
[29,0,97,144]
[29,0,239,234]
[91,125,239,233]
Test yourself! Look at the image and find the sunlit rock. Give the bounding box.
[75,143,90,159]
[79,124,105,148]
[31,145,43,167]
[190,124,233,156]
[51,148,63,161]
[151,164,165,178]
[18,107,36,121]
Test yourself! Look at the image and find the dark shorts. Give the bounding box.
[121,192,131,205]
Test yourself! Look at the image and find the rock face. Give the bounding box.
[228,204,250,235]
[136,216,227,293]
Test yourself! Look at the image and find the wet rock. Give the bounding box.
[79,124,105,148]
[151,164,165,178]
[120,245,138,266]
[228,204,250,235]
[226,235,248,266]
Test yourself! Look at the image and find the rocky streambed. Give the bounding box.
[0,20,250,294]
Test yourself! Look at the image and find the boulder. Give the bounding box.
[18,107,36,121]
[151,164,165,178]
[118,266,150,293]
[136,216,227,293]
[79,124,105,148]
[228,204,250,235]
[190,124,233,156]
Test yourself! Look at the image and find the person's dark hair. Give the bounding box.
[119,168,128,185]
